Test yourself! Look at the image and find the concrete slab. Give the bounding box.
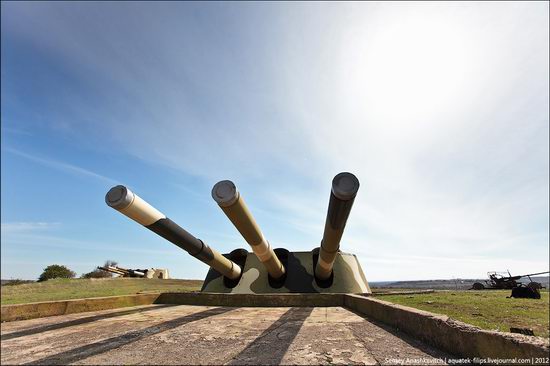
[1,304,449,365]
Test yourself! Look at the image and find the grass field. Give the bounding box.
[3,280,548,339]
[0,278,203,305]
[380,290,549,338]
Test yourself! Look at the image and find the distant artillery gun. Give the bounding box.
[98,265,145,278]
[471,271,549,290]
[98,265,169,279]
[98,265,128,277]
[471,271,549,299]
[105,172,370,294]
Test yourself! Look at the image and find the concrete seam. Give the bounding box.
[343,321,382,365]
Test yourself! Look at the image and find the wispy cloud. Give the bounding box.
[1,222,60,233]
[1,126,32,136]
[1,231,174,255]
[3,147,118,184]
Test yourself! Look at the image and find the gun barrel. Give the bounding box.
[212,180,285,280]
[315,172,360,281]
[98,266,122,275]
[128,270,145,277]
[98,266,126,275]
[112,266,130,273]
[521,271,550,277]
[105,185,241,280]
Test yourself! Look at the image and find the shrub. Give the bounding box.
[81,269,112,279]
[2,279,34,286]
[38,265,76,282]
[103,259,118,268]
[81,260,119,279]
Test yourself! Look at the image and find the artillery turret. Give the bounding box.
[106,173,370,294]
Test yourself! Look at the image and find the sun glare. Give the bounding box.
[340,10,477,134]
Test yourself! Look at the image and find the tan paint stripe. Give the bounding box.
[229,263,242,278]
[252,239,272,262]
[220,196,264,245]
[215,189,285,279]
[315,251,333,279]
[262,255,286,277]
[119,194,165,226]
[208,250,242,280]
[317,257,332,271]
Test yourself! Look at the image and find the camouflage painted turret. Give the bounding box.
[106,173,370,294]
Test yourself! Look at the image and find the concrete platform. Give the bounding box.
[1,304,449,365]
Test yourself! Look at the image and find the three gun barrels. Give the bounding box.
[212,180,286,280]
[106,172,359,285]
[314,172,360,281]
[105,185,241,280]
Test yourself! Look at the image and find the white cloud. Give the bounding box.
[1,222,60,233]
[3,147,118,184]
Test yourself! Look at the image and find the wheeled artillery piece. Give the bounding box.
[471,270,549,299]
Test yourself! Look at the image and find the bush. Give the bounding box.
[103,259,118,268]
[38,265,76,282]
[81,269,112,279]
[81,260,119,279]
[2,279,34,286]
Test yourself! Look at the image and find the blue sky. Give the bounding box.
[1,2,548,281]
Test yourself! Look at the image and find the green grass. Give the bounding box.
[1,278,203,305]
[380,290,549,338]
[3,280,547,339]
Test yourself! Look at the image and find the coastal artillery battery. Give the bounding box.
[105,172,370,294]
[98,265,169,279]
[2,172,547,365]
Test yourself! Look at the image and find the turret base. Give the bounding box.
[201,250,370,294]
